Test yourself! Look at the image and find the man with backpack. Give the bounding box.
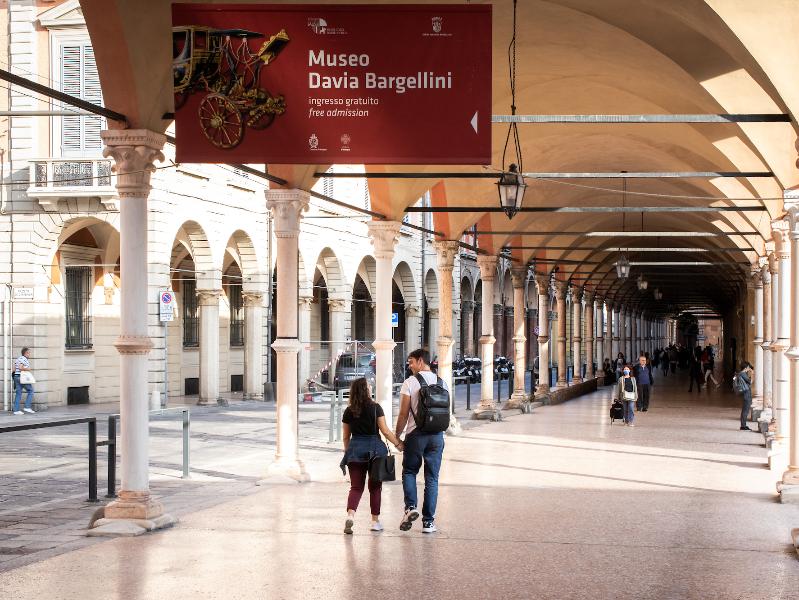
[394,348,450,534]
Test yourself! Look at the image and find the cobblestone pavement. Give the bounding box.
[1,372,797,599]
[0,379,507,572]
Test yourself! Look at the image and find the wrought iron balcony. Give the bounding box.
[27,157,117,211]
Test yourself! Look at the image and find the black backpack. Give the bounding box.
[410,373,451,433]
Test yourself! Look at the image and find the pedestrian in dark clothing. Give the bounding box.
[738,361,754,430]
[688,356,703,393]
[633,355,654,411]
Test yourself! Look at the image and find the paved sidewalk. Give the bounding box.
[1,372,797,599]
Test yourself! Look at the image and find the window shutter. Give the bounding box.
[60,42,105,156]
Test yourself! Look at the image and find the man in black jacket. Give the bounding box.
[633,355,654,412]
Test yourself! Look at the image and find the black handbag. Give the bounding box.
[368,405,396,482]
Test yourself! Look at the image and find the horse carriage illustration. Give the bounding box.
[172,25,289,149]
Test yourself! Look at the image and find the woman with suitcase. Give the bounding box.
[616,364,638,427]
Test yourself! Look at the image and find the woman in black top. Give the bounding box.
[340,377,402,534]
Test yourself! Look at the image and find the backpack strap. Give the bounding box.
[415,373,428,389]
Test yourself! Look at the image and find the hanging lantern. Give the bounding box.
[637,274,648,290]
[654,288,663,301]
[615,253,631,279]
[497,164,526,219]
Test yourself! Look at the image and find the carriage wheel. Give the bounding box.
[248,89,281,130]
[198,93,243,149]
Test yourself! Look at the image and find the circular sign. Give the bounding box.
[533,326,540,336]
[161,292,173,304]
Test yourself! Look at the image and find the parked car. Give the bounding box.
[333,352,376,391]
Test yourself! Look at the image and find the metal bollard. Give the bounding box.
[328,392,336,443]
[508,371,514,400]
[336,389,345,442]
[466,381,471,411]
[106,415,117,498]
[88,419,98,503]
[182,409,190,478]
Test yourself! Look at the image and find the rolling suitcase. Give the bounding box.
[610,400,624,424]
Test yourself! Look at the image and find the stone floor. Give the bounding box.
[1,372,798,599]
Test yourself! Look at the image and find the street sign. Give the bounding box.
[159,290,175,322]
[533,325,540,336]
[13,287,34,300]
[391,312,399,328]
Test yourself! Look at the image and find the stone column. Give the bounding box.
[782,197,799,490]
[474,255,499,419]
[584,291,595,379]
[769,249,780,436]
[266,189,309,481]
[555,281,568,387]
[433,240,461,431]
[297,297,312,389]
[427,308,440,356]
[630,312,637,359]
[367,222,402,426]
[198,289,223,406]
[752,267,764,410]
[493,303,504,359]
[572,290,583,383]
[611,304,621,361]
[96,129,174,531]
[243,292,264,400]
[773,220,792,459]
[535,274,551,396]
[762,259,773,418]
[506,267,528,408]
[461,300,475,356]
[328,298,350,388]
[596,298,605,372]
[405,304,421,352]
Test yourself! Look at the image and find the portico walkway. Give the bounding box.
[1,373,797,599]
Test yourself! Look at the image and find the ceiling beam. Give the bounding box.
[476,230,761,236]
[315,170,773,179]
[406,206,765,213]
[491,114,791,123]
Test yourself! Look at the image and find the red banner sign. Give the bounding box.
[172,4,491,164]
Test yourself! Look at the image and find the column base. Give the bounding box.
[197,397,227,407]
[792,528,799,557]
[781,467,799,486]
[768,440,788,471]
[244,393,264,401]
[556,380,568,389]
[446,414,462,436]
[471,403,502,421]
[503,391,528,411]
[260,457,310,483]
[777,482,799,504]
[88,491,177,537]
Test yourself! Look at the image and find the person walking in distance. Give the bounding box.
[340,378,403,534]
[12,347,36,415]
[633,354,654,412]
[737,361,754,431]
[395,349,450,533]
[614,352,625,382]
[616,364,638,427]
[702,344,720,388]
[687,354,704,393]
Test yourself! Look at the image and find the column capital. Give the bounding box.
[367,220,402,259]
[772,218,791,258]
[101,129,166,198]
[266,189,310,238]
[768,250,779,275]
[751,265,763,289]
[534,273,550,294]
[785,189,799,237]
[429,307,440,318]
[405,304,421,317]
[197,289,222,306]
[242,291,264,307]
[461,300,475,312]
[298,296,313,309]
[583,289,595,304]
[554,280,568,300]
[476,254,498,281]
[327,298,351,312]
[510,266,528,290]
[433,239,460,272]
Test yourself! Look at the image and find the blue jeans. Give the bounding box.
[402,431,444,522]
[13,374,33,411]
[624,400,635,424]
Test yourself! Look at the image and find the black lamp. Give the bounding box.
[615,254,631,279]
[497,163,526,219]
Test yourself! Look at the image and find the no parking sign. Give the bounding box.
[159,290,175,322]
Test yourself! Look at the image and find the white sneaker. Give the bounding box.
[344,517,354,535]
[399,507,420,531]
[13,411,23,415]
[422,521,438,533]
[22,408,35,414]
[370,521,384,532]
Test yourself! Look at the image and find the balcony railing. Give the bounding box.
[27,157,117,211]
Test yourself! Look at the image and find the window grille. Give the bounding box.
[229,284,244,347]
[65,266,93,348]
[183,278,199,347]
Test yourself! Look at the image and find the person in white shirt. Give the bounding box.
[394,348,449,534]
[12,347,35,415]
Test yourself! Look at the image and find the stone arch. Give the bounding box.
[223,229,260,279]
[172,220,215,287]
[423,268,438,307]
[312,246,347,300]
[460,276,473,303]
[351,255,376,343]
